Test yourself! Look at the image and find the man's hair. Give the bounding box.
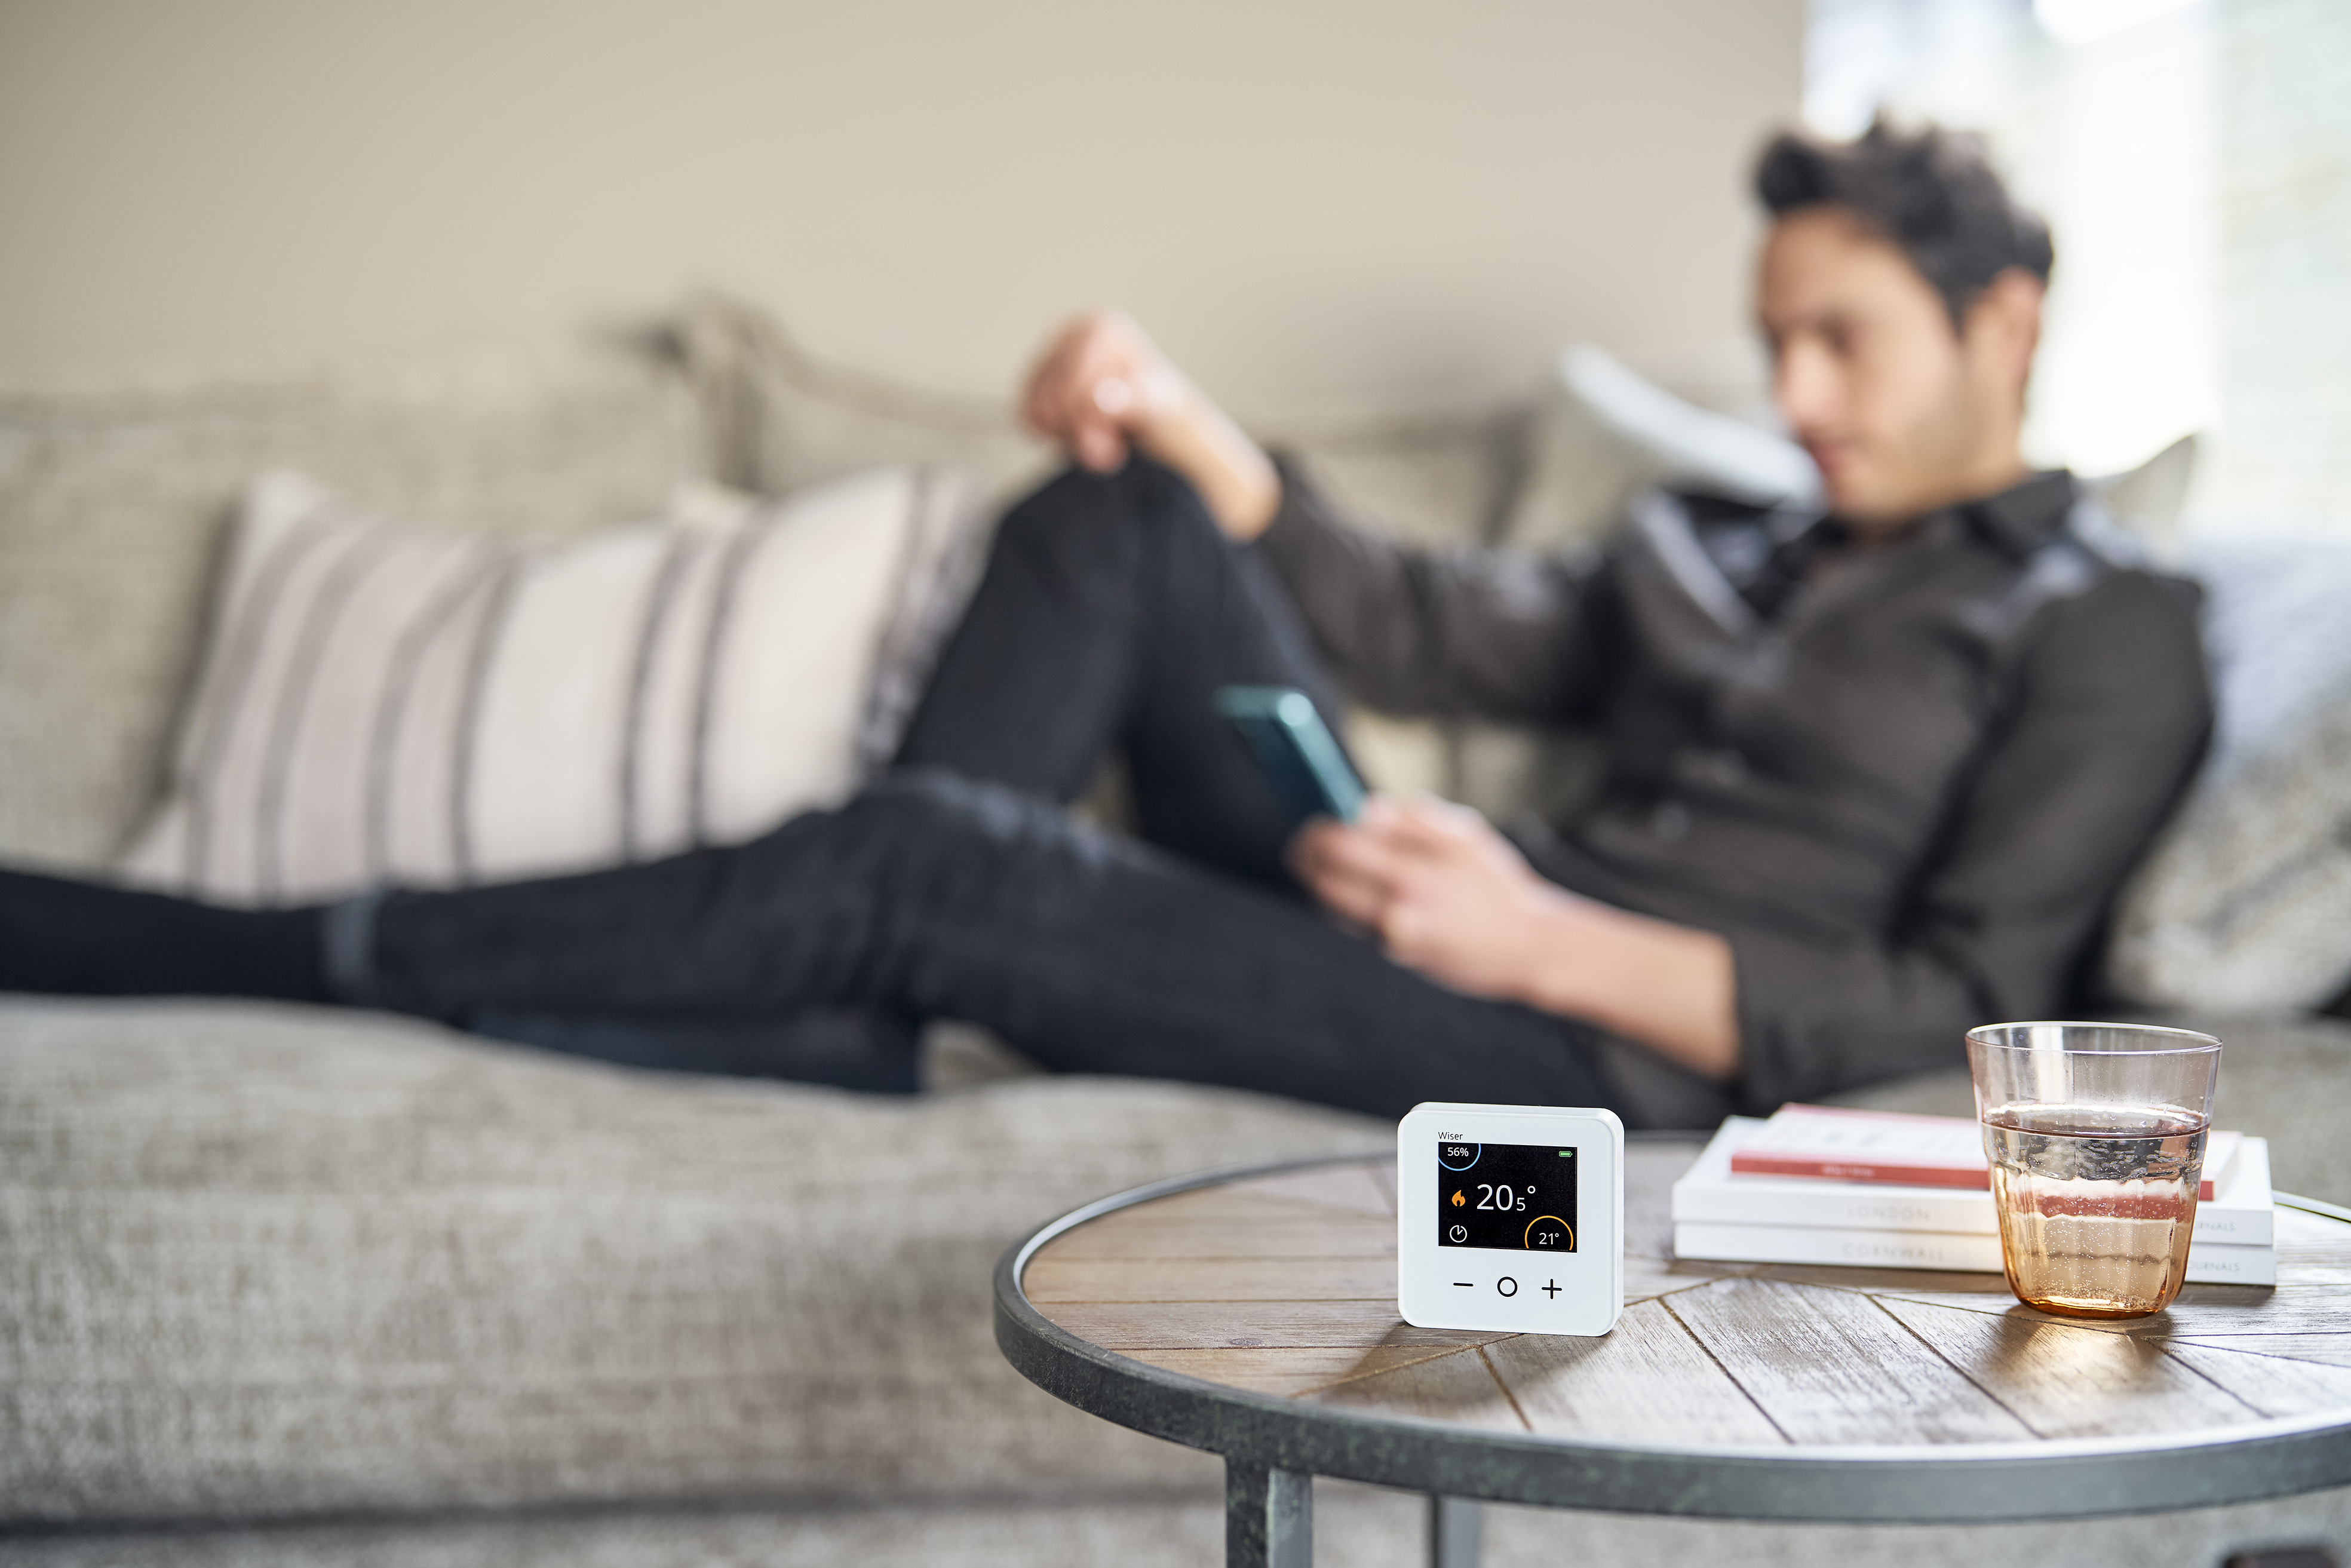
[1754,116,2055,329]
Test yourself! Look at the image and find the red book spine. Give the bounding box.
[1727,1152,1990,1189]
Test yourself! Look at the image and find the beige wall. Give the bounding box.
[0,0,1802,410]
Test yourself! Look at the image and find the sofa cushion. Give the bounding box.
[113,466,988,905]
[0,995,1382,1526]
[677,291,1525,550]
[676,292,1055,508]
[1257,403,1530,797]
[2103,529,2351,1014]
[0,338,702,876]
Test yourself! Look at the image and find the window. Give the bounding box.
[1809,0,2351,529]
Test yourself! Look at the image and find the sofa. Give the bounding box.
[5,296,2348,1566]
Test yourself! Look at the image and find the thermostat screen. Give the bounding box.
[1437,1140,1577,1251]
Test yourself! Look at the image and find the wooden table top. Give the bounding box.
[1016,1141,2351,1462]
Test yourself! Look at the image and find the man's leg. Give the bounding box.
[895,459,1345,887]
[0,864,926,1091]
[0,869,329,1000]
[351,770,1619,1122]
[456,461,1331,1079]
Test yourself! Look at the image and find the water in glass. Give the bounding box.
[1983,1103,2206,1319]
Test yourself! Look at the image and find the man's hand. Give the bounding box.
[1291,795,1560,1002]
[1019,311,1281,541]
[1292,794,1742,1081]
[1021,311,1181,475]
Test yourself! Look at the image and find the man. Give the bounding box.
[0,121,2210,1128]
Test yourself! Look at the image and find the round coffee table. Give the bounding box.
[994,1137,2351,1567]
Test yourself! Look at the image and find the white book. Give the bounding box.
[1672,1118,2276,1248]
[1672,1220,2279,1286]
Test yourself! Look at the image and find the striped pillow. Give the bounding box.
[119,465,990,906]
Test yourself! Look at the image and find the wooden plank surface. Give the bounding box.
[2277,1204,2351,1256]
[1039,1216,1394,1260]
[1486,1297,1788,1446]
[1858,1204,2351,1342]
[1625,1254,1744,1303]
[2166,1334,2351,1370]
[1125,1343,1483,1397]
[1873,1296,2257,1438]
[1068,1188,1382,1229]
[1310,1345,1529,1432]
[1665,1278,2035,1444]
[1870,1281,2347,1341]
[2162,1342,2351,1416]
[1020,1152,2351,1455]
[1220,1163,1395,1216]
[1623,1141,1698,1262]
[1749,1263,2012,1299]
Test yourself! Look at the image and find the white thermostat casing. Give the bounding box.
[1397,1102,1623,1337]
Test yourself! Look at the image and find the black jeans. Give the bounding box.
[359,462,1617,1122]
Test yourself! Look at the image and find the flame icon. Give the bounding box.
[1451,1190,1466,1207]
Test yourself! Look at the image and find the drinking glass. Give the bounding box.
[1965,1021,2223,1320]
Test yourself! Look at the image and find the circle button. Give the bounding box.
[1497,1277,1518,1297]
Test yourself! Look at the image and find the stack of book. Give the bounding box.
[1672,1104,2277,1285]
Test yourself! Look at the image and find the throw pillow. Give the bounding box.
[0,333,700,872]
[118,465,990,907]
[2103,528,2351,1014]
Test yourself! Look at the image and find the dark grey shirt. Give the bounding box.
[1257,462,2212,1119]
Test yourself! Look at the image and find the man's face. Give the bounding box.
[1757,207,2024,525]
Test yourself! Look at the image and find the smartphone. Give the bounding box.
[1214,685,1367,826]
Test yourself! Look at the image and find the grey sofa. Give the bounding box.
[5,300,2347,1566]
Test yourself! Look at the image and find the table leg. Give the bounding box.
[1428,1495,1483,1568]
[1226,1459,1312,1567]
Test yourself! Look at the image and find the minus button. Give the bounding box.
[1453,1281,1474,1288]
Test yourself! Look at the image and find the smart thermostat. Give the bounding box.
[1397,1101,1623,1336]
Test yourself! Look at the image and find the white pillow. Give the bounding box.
[1500,345,1821,551]
[1500,343,2202,554]
[119,465,989,906]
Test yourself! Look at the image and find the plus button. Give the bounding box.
[1542,1279,1561,1299]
